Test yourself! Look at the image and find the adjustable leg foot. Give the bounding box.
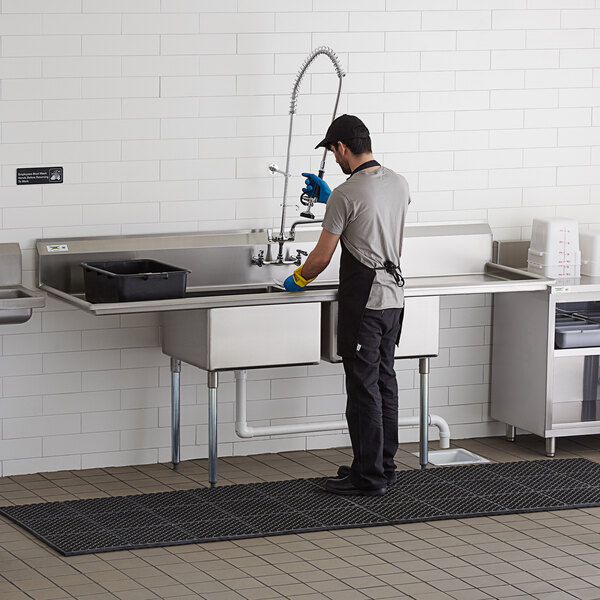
[545,437,555,458]
[506,424,516,442]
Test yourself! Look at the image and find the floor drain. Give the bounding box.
[412,448,490,466]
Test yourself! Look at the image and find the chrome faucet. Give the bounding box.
[288,219,324,241]
[253,46,345,267]
[252,247,308,268]
[252,220,322,267]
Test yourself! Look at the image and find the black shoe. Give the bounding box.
[337,464,397,485]
[325,476,387,497]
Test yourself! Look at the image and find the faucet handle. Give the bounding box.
[251,249,265,267]
[294,249,308,266]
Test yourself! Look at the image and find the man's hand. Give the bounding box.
[302,172,331,204]
[283,266,315,292]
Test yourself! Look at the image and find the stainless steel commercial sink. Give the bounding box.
[36,222,552,484]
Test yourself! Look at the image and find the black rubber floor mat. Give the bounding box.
[2,458,600,556]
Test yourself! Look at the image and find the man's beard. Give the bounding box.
[339,158,351,174]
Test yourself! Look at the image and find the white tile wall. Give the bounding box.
[1,3,599,476]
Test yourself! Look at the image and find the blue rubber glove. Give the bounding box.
[302,172,331,204]
[283,266,315,292]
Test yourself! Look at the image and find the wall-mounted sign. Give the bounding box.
[46,244,69,253]
[17,166,63,185]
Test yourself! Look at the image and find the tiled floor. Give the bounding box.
[1,435,600,600]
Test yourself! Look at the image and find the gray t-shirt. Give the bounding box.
[322,166,410,309]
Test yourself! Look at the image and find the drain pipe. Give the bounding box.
[234,370,348,437]
[431,415,451,449]
[234,370,450,447]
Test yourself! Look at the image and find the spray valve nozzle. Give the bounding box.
[299,192,316,219]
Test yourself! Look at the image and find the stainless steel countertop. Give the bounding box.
[37,225,554,315]
[547,275,600,296]
[494,240,598,296]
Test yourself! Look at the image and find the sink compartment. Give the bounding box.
[186,286,270,298]
[321,296,440,362]
[184,283,338,298]
[161,302,321,371]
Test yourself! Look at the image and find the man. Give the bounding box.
[283,114,410,497]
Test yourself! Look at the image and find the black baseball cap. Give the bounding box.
[315,114,370,149]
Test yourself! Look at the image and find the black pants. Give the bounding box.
[342,307,403,490]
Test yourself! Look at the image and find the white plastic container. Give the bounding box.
[580,231,600,276]
[527,251,580,267]
[581,261,600,277]
[530,217,580,261]
[528,248,581,266]
[527,261,581,278]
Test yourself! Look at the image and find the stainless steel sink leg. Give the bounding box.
[170,358,181,470]
[208,371,218,487]
[545,437,555,458]
[506,424,516,442]
[419,357,430,470]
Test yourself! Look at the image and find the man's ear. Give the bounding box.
[336,141,348,155]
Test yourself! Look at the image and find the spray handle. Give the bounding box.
[306,170,325,202]
[299,172,316,218]
[311,170,325,201]
[301,172,319,203]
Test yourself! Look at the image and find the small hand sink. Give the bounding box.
[0,289,32,300]
[0,243,46,324]
[0,285,46,324]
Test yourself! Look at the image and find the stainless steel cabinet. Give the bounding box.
[491,288,600,456]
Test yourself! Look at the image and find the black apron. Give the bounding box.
[337,241,376,357]
[336,160,404,358]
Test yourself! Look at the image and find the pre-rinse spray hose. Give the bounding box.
[289,46,345,115]
[276,47,345,251]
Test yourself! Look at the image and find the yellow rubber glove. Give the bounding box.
[283,266,315,291]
